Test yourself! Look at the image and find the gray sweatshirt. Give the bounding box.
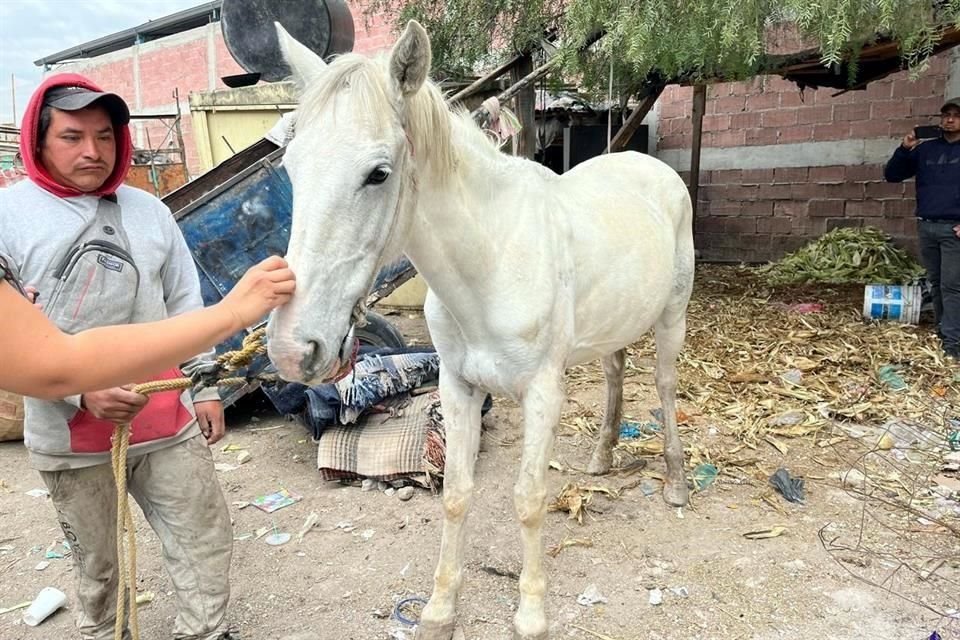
[0,180,219,471]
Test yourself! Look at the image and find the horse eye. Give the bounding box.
[365,166,391,186]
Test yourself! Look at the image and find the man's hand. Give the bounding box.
[194,400,225,445]
[81,387,148,423]
[901,131,920,150]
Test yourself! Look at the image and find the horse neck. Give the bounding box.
[402,116,537,313]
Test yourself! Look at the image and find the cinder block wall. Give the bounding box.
[654,53,954,261]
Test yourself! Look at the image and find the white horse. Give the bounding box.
[267,21,695,640]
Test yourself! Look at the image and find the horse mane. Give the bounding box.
[296,52,503,183]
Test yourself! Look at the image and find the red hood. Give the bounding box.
[20,74,133,198]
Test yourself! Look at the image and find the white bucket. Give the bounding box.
[862,284,922,325]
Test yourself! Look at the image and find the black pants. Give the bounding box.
[918,219,960,355]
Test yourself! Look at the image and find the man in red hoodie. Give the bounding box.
[0,75,237,640]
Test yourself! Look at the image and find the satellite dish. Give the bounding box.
[221,0,355,83]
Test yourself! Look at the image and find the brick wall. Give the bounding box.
[656,53,953,262]
[51,1,393,178]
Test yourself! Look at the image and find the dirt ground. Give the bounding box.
[0,311,957,640]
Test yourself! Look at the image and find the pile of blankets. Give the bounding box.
[267,348,489,487]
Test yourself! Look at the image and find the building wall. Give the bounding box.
[650,52,955,261]
[48,1,393,177]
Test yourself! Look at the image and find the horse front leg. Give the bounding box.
[513,369,564,640]
[587,349,625,474]
[417,367,485,640]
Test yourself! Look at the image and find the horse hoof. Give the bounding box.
[663,481,688,507]
[416,620,457,640]
[586,455,612,475]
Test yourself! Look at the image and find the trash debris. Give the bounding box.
[780,369,804,386]
[221,444,246,453]
[25,489,49,498]
[669,586,689,598]
[214,463,238,473]
[237,451,252,465]
[297,512,320,543]
[743,526,787,540]
[251,488,302,513]
[949,428,960,452]
[22,587,67,626]
[648,587,663,606]
[393,596,428,626]
[768,410,805,427]
[360,529,375,541]
[619,421,642,440]
[576,584,608,606]
[691,463,718,491]
[265,532,291,546]
[876,433,896,450]
[34,561,50,571]
[769,468,805,503]
[549,484,590,524]
[135,591,154,605]
[877,365,907,391]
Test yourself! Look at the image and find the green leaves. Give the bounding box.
[365,0,960,95]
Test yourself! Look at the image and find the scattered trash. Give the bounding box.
[214,463,238,473]
[743,526,787,540]
[135,591,154,605]
[768,410,805,427]
[949,428,960,452]
[232,501,250,510]
[237,451,252,465]
[648,587,663,606]
[0,601,32,615]
[576,584,608,606]
[25,489,48,498]
[639,479,660,497]
[928,632,941,640]
[669,586,689,598]
[297,512,320,543]
[691,463,718,491]
[877,365,907,391]
[619,421,642,440]
[251,488,302,513]
[265,532,291,546]
[780,369,804,386]
[221,444,246,453]
[877,433,896,450]
[769,468,805,504]
[34,561,50,571]
[360,529,375,541]
[393,596,428,626]
[22,587,67,626]
[397,486,415,501]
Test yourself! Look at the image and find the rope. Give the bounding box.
[110,330,267,640]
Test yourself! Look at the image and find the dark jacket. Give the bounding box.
[884,137,960,221]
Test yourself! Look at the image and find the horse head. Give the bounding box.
[266,20,433,384]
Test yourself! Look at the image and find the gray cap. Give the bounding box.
[43,86,130,125]
[941,96,960,113]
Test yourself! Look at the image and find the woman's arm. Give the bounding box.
[1,256,295,399]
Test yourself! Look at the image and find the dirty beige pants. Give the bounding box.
[39,434,232,640]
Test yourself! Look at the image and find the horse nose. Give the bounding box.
[300,340,323,380]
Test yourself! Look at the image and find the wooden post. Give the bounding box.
[689,84,707,221]
[605,83,665,154]
[513,53,537,159]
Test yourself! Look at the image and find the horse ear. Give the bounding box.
[389,20,431,96]
[275,22,327,91]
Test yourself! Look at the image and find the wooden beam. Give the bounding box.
[447,53,525,105]
[605,84,665,153]
[689,84,707,223]
[513,53,537,159]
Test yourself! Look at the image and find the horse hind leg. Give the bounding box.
[655,307,689,507]
[587,349,626,475]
